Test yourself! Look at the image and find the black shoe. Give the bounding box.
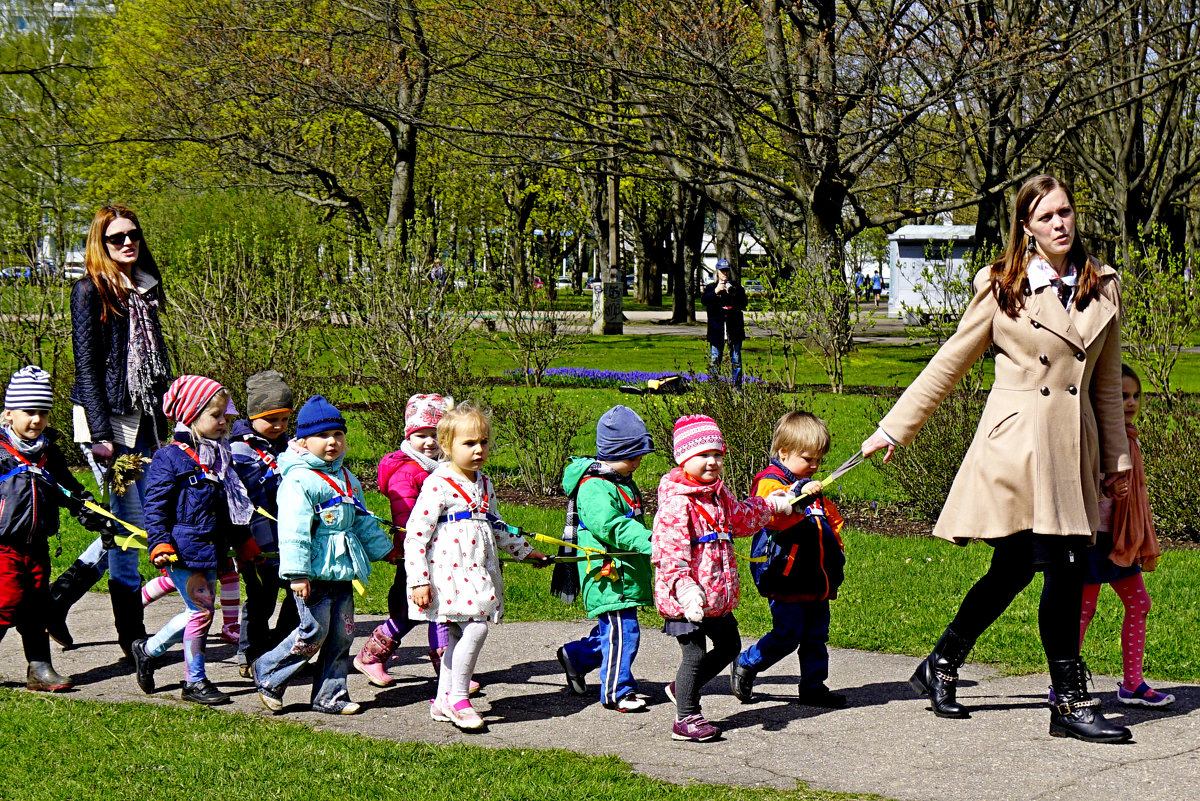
[1048,657,1132,744]
[181,679,230,706]
[131,638,156,694]
[46,559,103,648]
[730,661,757,703]
[797,686,847,708]
[910,627,974,719]
[557,646,587,696]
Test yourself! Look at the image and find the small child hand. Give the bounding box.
[800,480,823,497]
[412,584,433,610]
[526,550,551,568]
[291,578,310,600]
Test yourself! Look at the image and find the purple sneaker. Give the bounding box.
[671,714,720,742]
[1118,681,1175,708]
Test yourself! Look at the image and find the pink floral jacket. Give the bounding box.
[651,467,773,619]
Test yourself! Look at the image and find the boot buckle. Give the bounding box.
[934,670,958,684]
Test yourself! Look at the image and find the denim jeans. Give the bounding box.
[708,341,743,387]
[77,425,154,592]
[561,608,641,704]
[146,564,216,683]
[737,599,831,692]
[254,581,355,711]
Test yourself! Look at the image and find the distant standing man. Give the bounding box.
[701,259,748,387]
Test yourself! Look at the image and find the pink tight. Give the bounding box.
[1079,573,1152,689]
[142,569,241,629]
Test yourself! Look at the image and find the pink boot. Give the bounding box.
[353,626,399,687]
[429,647,481,695]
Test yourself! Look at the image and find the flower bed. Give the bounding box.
[503,367,763,387]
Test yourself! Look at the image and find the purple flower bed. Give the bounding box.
[504,367,763,386]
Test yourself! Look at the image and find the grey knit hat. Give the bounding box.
[246,370,293,420]
[4,365,53,411]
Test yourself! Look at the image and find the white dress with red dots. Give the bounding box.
[404,464,533,623]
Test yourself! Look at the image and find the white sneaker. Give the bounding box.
[429,695,452,722]
[445,698,485,730]
[605,694,647,712]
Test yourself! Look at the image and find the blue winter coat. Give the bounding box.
[275,447,392,583]
[229,419,286,551]
[143,433,253,569]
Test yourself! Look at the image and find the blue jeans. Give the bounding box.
[561,608,641,704]
[146,564,216,683]
[737,599,831,692]
[77,427,153,592]
[709,341,743,387]
[253,581,355,711]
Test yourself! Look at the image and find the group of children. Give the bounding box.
[0,361,1172,740]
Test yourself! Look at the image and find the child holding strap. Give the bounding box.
[731,411,848,707]
[1077,364,1173,708]
[132,375,262,705]
[653,415,791,741]
[254,396,397,715]
[405,404,547,730]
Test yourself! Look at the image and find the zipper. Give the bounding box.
[29,474,37,544]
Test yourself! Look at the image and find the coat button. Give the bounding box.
[1068,385,1078,395]
[1040,386,1050,396]
[1075,351,1086,361]
[1031,321,1041,329]
[1039,354,1049,365]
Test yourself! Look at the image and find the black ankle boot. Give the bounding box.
[1048,657,1132,743]
[730,661,757,703]
[109,581,147,660]
[910,627,974,719]
[45,559,103,648]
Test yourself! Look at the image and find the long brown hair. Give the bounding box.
[83,204,163,322]
[989,175,1102,317]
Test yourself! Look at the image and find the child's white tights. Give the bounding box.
[437,621,488,704]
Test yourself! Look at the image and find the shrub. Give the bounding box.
[1139,395,1200,541]
[638,379,800,498]
[490,393,590,496]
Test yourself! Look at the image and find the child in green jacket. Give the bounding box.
[556,406,655,712]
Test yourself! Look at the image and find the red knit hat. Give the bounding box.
[673,414,725,465]
[162,375,224,426]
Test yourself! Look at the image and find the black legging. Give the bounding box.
[949,535,1085,662]
[674,613,741,717]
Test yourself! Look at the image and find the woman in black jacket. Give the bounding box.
[700,260,748,387]
[46,205,173,659]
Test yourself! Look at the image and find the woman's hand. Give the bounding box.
[861,432,896,463]
[91,441,114,462]
[1102,471,1130,499]
[412,584,433,610]
[290,578,311,600]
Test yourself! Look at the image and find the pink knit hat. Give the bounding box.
[162,375,224,426]
[673,414,725,465]
[405,394,454,438]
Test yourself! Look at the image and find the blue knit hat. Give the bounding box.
[295,395,346,439]
[596,405,654,461]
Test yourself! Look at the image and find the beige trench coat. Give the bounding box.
[880,263,1132,543]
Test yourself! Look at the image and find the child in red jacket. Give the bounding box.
[652,415,790,742]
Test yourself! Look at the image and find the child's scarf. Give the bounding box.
[2,425,46,458]
[194,434,254,526]
[401,440,440,473]
[1109,424,1160,571]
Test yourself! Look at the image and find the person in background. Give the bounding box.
[701,259,748,388]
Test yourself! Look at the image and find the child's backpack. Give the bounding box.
[749,466,845,601]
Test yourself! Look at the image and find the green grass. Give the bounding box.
[0,690,880,801]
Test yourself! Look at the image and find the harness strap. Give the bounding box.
[173,441,221,486]
[691,499,731,543]
[311,467,370,515]
[0,440,47,470]
[443,475,489,515]
[577,476,643,529]
[0,441,56,490]
[251,446,278,481]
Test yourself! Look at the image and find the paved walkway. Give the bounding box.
[3,592,1198,801]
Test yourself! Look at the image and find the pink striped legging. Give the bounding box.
[1079,573,1152,689]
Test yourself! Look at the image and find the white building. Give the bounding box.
[887,224,975,320]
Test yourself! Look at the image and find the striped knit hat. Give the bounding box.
[673,414,725,465]
[4,365,53,411]
[162,375,224,426]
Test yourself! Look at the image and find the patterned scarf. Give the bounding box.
[1109,424,1161,571]
[401,440,441,473]
[2,425,46,459]
[125,288,171,415]
[194,434,255,526]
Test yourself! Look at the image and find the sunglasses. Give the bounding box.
[103,229,143,247]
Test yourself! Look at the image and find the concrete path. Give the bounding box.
[4,592,1199,801]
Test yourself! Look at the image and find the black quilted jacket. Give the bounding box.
[68,277,171,443]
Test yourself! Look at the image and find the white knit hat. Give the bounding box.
[4,365,53,411]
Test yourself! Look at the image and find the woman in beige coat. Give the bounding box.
[863,175,1133,744]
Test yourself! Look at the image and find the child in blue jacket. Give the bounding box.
[132,375,262,705]
[229,370,297,674]
[253,396,397,715]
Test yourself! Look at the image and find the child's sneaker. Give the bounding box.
[445,698,485,730]
[557,646,587,695]
[314,700,361,715]
[603,693,647,713]
[219,622,241,645]
[430,695,452,722]
[671,714,720,742]
[257,684,284,712]
[181,678,230,706]
[1117,681,1175,708]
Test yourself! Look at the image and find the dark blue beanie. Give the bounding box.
[596,405,655,461]
[295,395,347,439]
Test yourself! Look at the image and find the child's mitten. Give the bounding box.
[764,490,792,515]
[677,583,706,623]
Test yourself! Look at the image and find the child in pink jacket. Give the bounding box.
[354,394,474,690]
[652,415,791,742]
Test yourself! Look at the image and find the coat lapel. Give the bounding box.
[1071,284,1118,348]
[1026,288,1085,351]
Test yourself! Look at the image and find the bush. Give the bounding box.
[490,393,590,496]
[868,389,987,523]
[1139,395,1200,540]
[638,379,800,498]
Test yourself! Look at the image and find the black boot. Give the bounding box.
[1048,657,1132,744]
[109,581,147,660]
[45,559,103,648]
[730,661,757,703]
[909,627,974,719]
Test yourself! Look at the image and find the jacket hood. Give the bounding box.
[278,444,345,475]
[562,456,598,495]
[659,466,721,497]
